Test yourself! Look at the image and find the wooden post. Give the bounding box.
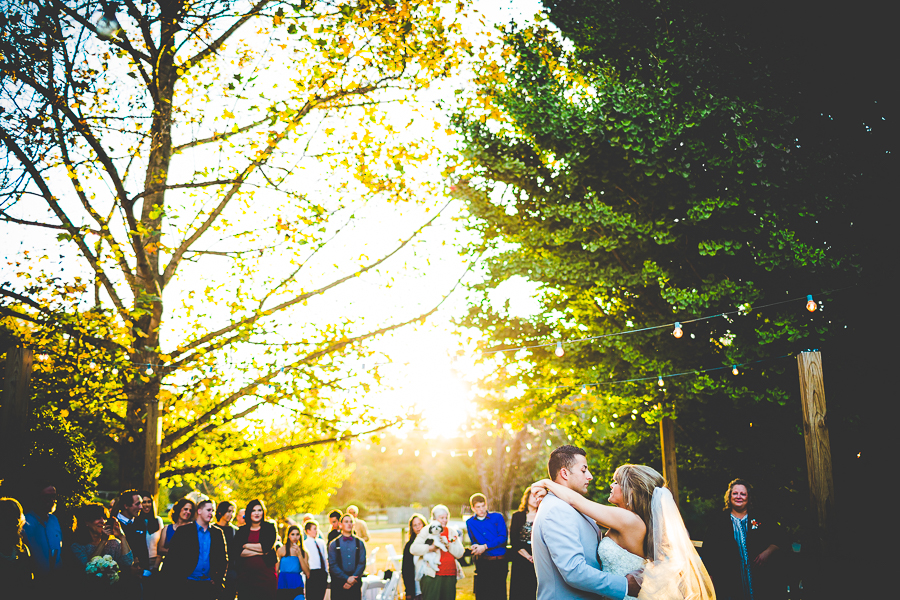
[796,350,835,555]
[660,416,679,506]
[1,346,33,478]
[143,398,162,499]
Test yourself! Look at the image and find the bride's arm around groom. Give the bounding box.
[533,492,629,600]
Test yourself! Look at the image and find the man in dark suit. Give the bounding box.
[163,498,228,600]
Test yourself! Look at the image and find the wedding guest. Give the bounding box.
[328,514,366,600]
[466,493,508,600]
[212,500,239,600]
[509,486,546,599]
[158,498,196,564]
[303,520,329,600]
[115,489,152,579]
[703,478,788,600]
[69,503,134,597]
[138,491,164,570]
[161,499,227,600]
[327,509,343,545]
[410,505,464,600]
[346,505,370,542]
[21,481,63,592]
[402,513,428,600]
[234,499,278,599]
[276,525,311,600]
[0,497,33,595]
[235,508,246,528]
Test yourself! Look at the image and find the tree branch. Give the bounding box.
[167,201,451,367]
[162,256,474,448]
[185,0,273,68]
[159,419,402,479]
[0,128,131,321]
[172,118,271,153]
[129,179,240,203]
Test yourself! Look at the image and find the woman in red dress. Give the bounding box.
[234,499,278,599]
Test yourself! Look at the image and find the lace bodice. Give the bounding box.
[597,536,645,600]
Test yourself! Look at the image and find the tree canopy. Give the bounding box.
[0,0,471,495]
[451,0,878,527]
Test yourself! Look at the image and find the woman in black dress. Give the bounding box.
[508,486,546,600]
[401,513,428,600]
[702,478,788,600]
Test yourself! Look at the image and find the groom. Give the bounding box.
[532,445,641,600]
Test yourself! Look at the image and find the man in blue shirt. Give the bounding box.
[466,492,509,600]
[163,499,227,600]
[328,513,367,600]
[22,482,63,595]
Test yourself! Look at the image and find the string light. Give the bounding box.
[397,448,403,455]
[95,4,121,41]
[380,446,386,453]
[486,448,492,455]
[36,353,50,362]
[672,322,683,338]
[414,450,420,456]
[657,375,664,387]
[505,446,511,452]
[480,287,850,357]
[732,365,739,375]
[806,295,817,312]
[581,384,588,394]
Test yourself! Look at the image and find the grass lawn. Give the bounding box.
[364,528,509,600]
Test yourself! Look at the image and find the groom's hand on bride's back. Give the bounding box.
[626,570,643,598]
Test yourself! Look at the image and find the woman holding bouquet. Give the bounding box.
[69,503,134,597]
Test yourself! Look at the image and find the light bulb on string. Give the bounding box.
[672,322,683,338]
[806,295,817,312]
[581,384,588,394]
[657,375,664,387]
[37,353,50,362]
[732,365,739,375]
[145,366,153,376]
[468,450,474,457]
[95,4,121,41]
[397,448,403,455]
[414,450,420,457]
[555,341,564,357]
[487,448,492,455]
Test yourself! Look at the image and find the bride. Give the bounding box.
[534,464,715,600]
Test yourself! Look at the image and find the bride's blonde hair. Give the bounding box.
[613,464,665,559]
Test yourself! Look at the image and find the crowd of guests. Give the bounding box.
[0,475,786,600]
[0,482,374,600]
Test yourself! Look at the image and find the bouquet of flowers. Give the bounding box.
[86,554,120,585]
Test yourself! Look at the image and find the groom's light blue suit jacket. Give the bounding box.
[532,492,628,600]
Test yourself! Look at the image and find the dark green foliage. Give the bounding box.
[453,0,876,531]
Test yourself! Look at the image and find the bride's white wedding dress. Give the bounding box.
[597,536,645,600]
[594,488,716,600]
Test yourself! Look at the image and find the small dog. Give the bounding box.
[415,521,449,578]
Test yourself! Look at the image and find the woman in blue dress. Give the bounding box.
[276,525,311,600]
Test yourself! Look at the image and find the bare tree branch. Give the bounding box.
[159,419,402,479]
[129,179,240,203]
[185,0,273,68]
[162,257,474,449]
[167,201,450,367]
[0,128,131,320]
[172,118,271,153]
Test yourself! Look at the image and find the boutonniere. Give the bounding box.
[750,519,760,530]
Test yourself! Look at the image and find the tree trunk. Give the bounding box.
[128,8,178,501]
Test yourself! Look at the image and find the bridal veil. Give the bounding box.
[638,487,716,600]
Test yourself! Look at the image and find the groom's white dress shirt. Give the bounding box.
[532,492,628,600]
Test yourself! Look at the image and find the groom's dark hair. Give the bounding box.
[548,445,586,481]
